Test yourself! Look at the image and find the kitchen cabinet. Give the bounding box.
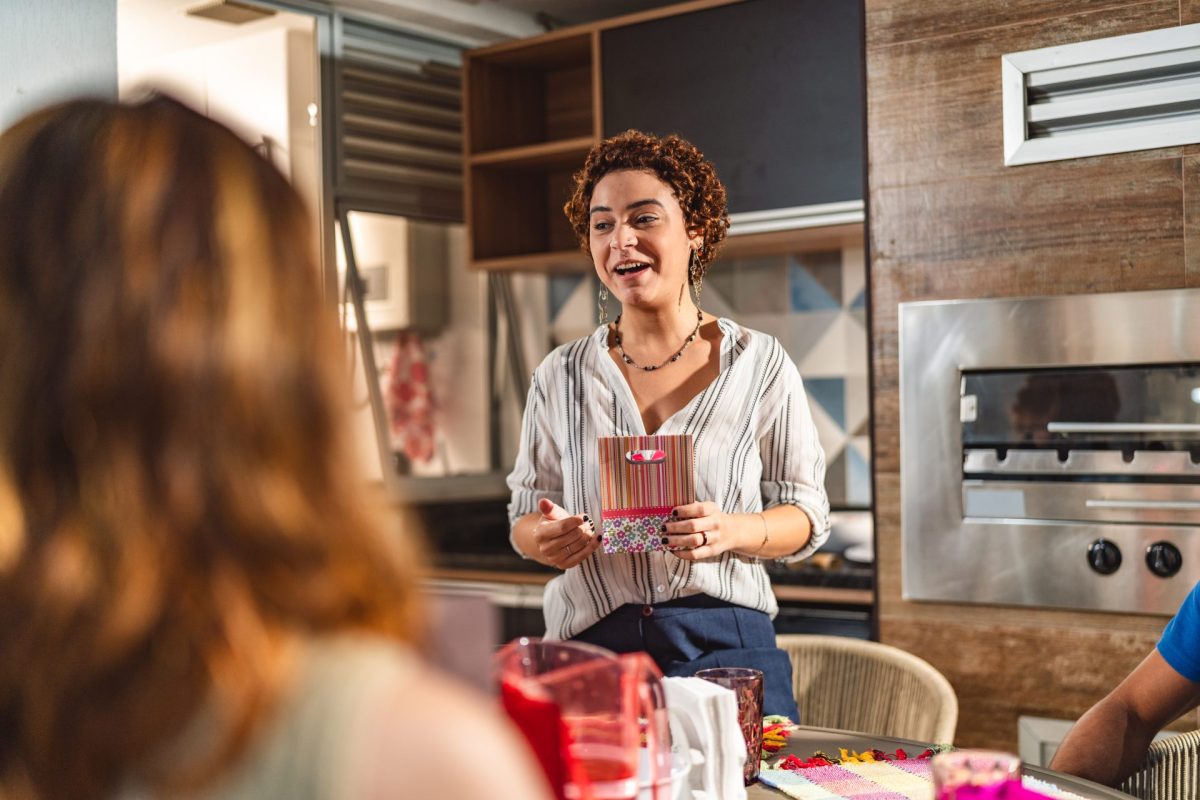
[462,0,864,271]
[603,0,863,215]
[464,30,598,271]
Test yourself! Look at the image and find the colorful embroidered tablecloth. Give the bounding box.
[758,759,1088,800]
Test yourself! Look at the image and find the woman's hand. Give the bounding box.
[531,498,601,570]
[662,501,746,560]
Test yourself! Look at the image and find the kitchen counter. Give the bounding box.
[414,497,874,623]
[430,550,872,606]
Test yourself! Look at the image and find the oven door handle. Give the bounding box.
[1085,499,1200,510]
[1047,422,1200,433]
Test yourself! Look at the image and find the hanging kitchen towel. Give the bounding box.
[598,434,695,554]
[387,330,436,464]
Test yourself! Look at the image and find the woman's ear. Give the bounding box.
[687,228,704,251]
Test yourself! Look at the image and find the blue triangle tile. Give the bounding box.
[548,274,584,322]
[789,260,840,312]
[847,445,872,507]
[806,377,845,430]
[849,287,867,309]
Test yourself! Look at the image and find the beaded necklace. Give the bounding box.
[612,309,704,372]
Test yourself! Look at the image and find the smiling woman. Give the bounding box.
[505,130,833,721]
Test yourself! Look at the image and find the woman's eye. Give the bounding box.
[592,221,612,232]
[635,215,657,225]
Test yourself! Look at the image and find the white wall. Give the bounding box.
[0,0,117,130]
[118,25,314,182]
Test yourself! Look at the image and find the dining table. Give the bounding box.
[746,726,1132,800]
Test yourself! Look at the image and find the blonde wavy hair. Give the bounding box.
[0,96,424,799]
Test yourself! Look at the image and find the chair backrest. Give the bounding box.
[1120,730,1200,800]
[776,634,958,744]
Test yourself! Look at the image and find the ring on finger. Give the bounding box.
[699,531,708,547]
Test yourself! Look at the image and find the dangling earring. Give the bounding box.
[688,248,704,308]
[598,283,609,326]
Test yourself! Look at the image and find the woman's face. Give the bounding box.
[588,169,701,313]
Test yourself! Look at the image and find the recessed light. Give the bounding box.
[186,1,275,25]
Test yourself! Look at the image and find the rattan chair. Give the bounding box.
[775,634,958,744]
[1120,730,1200,800]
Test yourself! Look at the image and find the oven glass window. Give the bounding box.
[962,363,1200,452]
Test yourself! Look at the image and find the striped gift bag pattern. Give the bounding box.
[598,434,695,554]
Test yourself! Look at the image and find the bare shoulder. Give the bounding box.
[349,659,552,800]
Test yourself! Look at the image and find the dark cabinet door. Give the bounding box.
[602,0,863,214]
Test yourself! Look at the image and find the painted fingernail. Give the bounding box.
[660,524,667,532]
[583,514,592,524]
[670,510,678,519]
[660,536,669,545]
[597,533,604,542]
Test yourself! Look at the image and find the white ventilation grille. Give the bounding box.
[1002,23,1200,165]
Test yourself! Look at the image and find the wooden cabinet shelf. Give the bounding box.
[719,223,864,261]
[465,32,596,155]
[464,29,598,268]
[468,136,594,169]
[468,159,584,261]
[469,249,590,274]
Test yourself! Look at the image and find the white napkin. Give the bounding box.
[663,677,748,800]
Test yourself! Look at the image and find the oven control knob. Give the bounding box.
[1087,539,1122,575]
[1146,542,1183,578]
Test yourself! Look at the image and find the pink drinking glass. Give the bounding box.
[695,667,764,784]
[932,750,1022,800]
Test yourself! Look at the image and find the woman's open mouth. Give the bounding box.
[614,261,650,278]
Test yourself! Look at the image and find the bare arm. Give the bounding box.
[1050,650,1200,786]
[663,502,811,560]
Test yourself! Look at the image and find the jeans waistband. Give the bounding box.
[610,593,742,619]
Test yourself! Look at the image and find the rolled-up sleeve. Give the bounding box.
[505,363,562,557]
[759,357,830,563]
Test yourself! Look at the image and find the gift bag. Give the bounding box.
[598,434,695,554]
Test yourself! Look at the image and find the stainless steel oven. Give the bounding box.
[899,288,1200,614]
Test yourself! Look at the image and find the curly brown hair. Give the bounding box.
[564,129,730,276]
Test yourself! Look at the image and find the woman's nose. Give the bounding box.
[611,223,635,249]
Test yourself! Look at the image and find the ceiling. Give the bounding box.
[117,0,688,58]
[119,0,313,72]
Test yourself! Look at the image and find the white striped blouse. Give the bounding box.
[507,318,831,640]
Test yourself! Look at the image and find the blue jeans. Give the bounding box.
[569,593,801,721]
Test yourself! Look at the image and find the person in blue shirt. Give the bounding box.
[1051,583,1200,786]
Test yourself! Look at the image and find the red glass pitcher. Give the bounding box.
[496,638,676,800]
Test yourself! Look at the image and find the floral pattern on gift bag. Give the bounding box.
[598,508,675,553]
[598,435,695,554]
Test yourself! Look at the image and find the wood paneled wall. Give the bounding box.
[866,0,1200,750]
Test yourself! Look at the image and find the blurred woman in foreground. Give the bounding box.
[0,96,548,800]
